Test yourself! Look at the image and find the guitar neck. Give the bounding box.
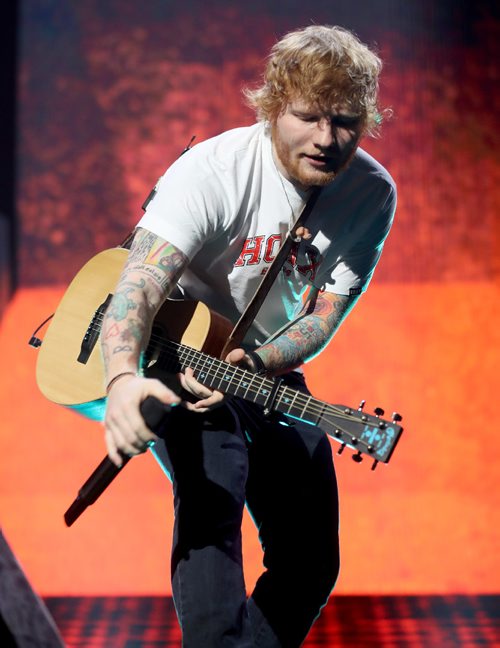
[162,341,318,422]
[153,340,402,465]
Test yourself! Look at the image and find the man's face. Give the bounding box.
[271,100,365,189]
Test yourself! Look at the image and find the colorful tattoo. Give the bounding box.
[126,229,188,295]
[257,292,357,373]
[106,281,144,321]
[101,228,188,379]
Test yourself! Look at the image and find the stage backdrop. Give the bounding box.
[1,0,499,595]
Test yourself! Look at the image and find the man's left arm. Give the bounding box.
[253,291,359,375]
[182,291,358,410]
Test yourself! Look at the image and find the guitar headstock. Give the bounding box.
[325,401,403,469]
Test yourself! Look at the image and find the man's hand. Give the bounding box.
[178,348,256,413]
[104,374,181,467]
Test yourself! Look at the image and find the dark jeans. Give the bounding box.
[152,372,340,647]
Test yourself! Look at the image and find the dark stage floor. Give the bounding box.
[41,594,499,647]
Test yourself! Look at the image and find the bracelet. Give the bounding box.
[246,350,267,376]
[106,371,137,394]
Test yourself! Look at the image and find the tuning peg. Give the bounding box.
[374,407,385,417]
[392,412,403,423]
[352,451,363,463]
[371,460,379,471]
[358,400,366,411]
[337,443,346,455]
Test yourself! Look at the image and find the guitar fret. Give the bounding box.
[195,356,215,384]
[227,368,244,395]
[191,351,204,376]
[284,388,300,414]
[231,371,250,398]
[256,382,272,406]
[314,400,328,425]
[240,372,259,401]
[174,345,261,402]
[276,386,293,411]
[212,364,236,390]
[204,357,220,388]
[298,394,312,420]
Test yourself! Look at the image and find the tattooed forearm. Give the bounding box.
[256,292,358,374]
[106,281,145,321]
[101,229,188,382]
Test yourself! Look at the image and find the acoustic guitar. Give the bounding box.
[34,248,403,468]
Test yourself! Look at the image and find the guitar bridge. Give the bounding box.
[77,294,113,364]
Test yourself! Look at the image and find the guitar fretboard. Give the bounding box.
[148,337,402,464]
[159,340,326,423]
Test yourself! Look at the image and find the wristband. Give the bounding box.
[106,371,137,394]
[246,350,267,375]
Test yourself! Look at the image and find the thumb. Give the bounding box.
[225,348,247,366]
[147,378,181,406]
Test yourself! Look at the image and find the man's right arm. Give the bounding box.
[101,227,188,466]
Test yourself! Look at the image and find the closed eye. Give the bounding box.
[331,116,362,128]
[293,111,321,123]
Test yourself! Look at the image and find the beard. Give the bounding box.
[271,123,358,189]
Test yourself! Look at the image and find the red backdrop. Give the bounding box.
[1,0,499,595]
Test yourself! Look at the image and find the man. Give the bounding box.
[102,25,396,647]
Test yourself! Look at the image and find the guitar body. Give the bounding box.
[36,248,232,407]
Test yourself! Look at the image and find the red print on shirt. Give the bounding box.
[234,234,322,282]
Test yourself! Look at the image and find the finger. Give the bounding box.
[225,348,247,365]
[105,427,128,467]
[193,391,224,409]
[107,392,167,447]
[123,421,158,451]
[181,400,205,412]
[178,369,214,399]
[106,421,143,458]
[106,403,156,454]
[106,406,148,451]
[104,377,176,465]
[146,378,182,408]
[295,226,312,240]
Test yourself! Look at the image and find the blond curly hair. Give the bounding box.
[244,25,385,134]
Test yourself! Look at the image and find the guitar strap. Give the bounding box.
[119,230,136,250]
[219,186,322,359]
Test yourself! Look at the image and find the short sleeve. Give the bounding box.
[318,184,397,295]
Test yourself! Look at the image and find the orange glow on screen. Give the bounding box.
[0,281,498,595]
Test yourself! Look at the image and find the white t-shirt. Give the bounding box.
[138,122,396,348]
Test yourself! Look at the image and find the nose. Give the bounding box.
[313,118,337,150]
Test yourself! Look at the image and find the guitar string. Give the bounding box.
[167,345,390,448]
[91,316,392,438]
[91,314,351,421]
[90,326,393,455]
[91,315,391,434]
